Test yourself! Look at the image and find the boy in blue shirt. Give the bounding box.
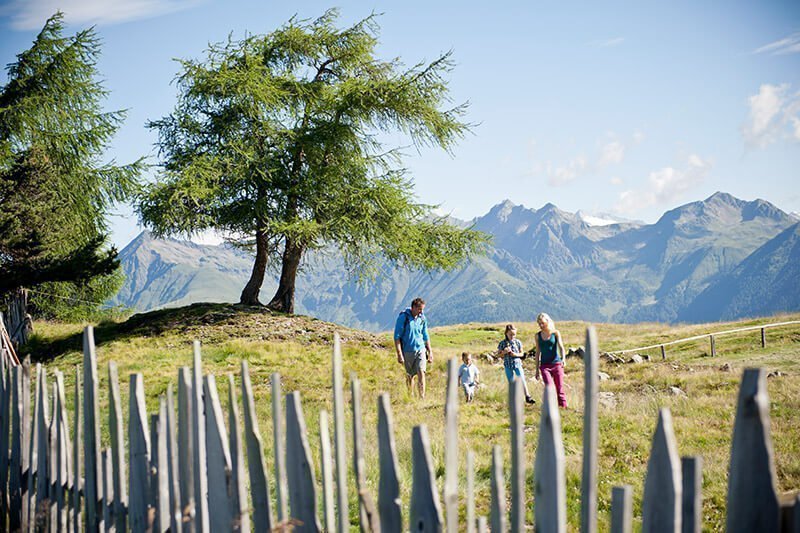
[394,297,433,398]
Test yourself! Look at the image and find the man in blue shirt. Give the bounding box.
[394,297,433,398]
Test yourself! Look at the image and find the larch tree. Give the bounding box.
[0,12,142,315]
[140,10,488,312]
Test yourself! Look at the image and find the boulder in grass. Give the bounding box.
[629,354,644,364]
[719,362,732,372]
[598,391,617,408]
[669,386,686,397]
[598,372,611,381]
[567,346,585,359]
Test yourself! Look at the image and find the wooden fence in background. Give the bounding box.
[0,325,798,532]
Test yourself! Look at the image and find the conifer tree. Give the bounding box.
[0,12,142,312]
[140,10,487,311]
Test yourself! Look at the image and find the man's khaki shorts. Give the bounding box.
[403,350,427,376]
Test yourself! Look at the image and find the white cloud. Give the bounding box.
[4,0,203,30]
[537,131,642,186]
[742,83,800,147]
[614,155,712,214]
[610,176,623,186]
[598,140,625,167]
[589,37,625,48]
[753,32,800,56]
[547,155,587,186]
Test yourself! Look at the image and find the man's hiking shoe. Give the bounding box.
[525,395,536,405]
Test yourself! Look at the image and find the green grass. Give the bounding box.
[21,305,800,531]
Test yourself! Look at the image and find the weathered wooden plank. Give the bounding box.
[128,374,151,533]
[0,354,9,528]
[661,345,666,360]
[642,408,682,533]
[581,326,599,533]
[49,381,58,529]
[534,384,567,533]
[331,333,349,533]
[83,327,103,532]
[107,361,128,532]
[477,516,488,533]
[177,367,195,529]
[377,394,401,533]
[319,410,335,533]
[681,456,702,533]
[761,328,766,348]
[165,385,182,533]
[33,364,50,532]
[610,485,632,533]
[409,425,443,533]
[444,358,459,533]
[192,341,210,532]
[271,373,287,524]
[240,360,274,532]
[55,370,72,533]
[285,391,321,532]
[9,363,26,530]
[509,377,524,533]
[101,448,113,533]
[73,366,82,533]
[203,375,234,533]
[709,335,716,357]
[490,445,505,533]
[26,363,39,532]
[726,368,780,533]
[154,398,171,533]
[466,450,475,533]
[350,376,378,532]
[227,375,249,533]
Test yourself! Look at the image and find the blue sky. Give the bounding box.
[2,0,799,249]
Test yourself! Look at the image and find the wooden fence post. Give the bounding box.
[351,376,379,532]
[726,368,779,532]
[227,375,249,533]
[642,408,682,533]
[610,485,632,533]
[10,358,31,531]
[681,456,702,533]
[477,516,488,533]
[203,375,234,532]
[319,410,335,533]
[710,335,716,357]
[108,361,128,532]
[377,394,401,533]
[165,385,181,533]
[490,445,505,533]
[192,341,210,533]
[466,450,475,533]
[153,399,171,533]
[509,377,524,533]
[101,448,112,532]
[55,370,72,533]
[534,384,567,533]
[271,373,288,525]
[177,367,195,529]
[661,345,666,361]
[27,363,40,532]
[49,381,58,529]
[34,364,50,531]
[582,326,599,533]
[241,360,274,532]
[444,358,459,533]
[286,391,321,532]
[332,333,349,533]
[409,425,443,532]
[0,354,9,526]
[73,365,82,533]
[128,374,150,533]
[83,327,103,532]
[761,328,766,348]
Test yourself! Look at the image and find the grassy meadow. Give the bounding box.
[22,305,800,531]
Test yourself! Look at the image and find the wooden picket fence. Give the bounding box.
[0,325,798,532]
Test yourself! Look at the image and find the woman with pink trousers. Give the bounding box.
[533,312,568,408]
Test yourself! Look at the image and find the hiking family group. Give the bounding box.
[393,298,568,408]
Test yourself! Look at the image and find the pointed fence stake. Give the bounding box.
[192,341,210,532]
[509,377,525,533]
[681,456,702,533]
[241,360,274,532]
[227,375,250,533]
[177,367,195,529]
[377,394,401,533]
[444,358,459,533]
[642,408,682,533]
[286,391,321,532]
[490,445,505,533]
[165,385,182,533]
[204,375,234,532]
[73,366,82,533]
[83,327,103,532]
[108,362,128,532]
[581,326,599,533]
[271,373,288,524]
[319,410,335,533]
[610,485,632,533]
[534,384,567,533]
[351,376,379,532]
[409,425,443,532]
[332,333,349,533]
[128,374,151,533]
[466,450,475,533]
[726,368,779,533]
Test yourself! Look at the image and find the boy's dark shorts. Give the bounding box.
[403,350,427,376]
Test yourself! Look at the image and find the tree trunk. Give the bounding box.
[266,237,304,314]
[239,230,270,306]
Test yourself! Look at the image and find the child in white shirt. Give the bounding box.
[458,352,480,402]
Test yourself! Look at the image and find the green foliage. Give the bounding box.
[140,9,488,308]
[29,270,129,322]
[0,12,142,306]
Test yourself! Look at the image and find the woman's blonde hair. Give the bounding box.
[536,313,555,330]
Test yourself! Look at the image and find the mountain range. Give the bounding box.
[110,192,800,331]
